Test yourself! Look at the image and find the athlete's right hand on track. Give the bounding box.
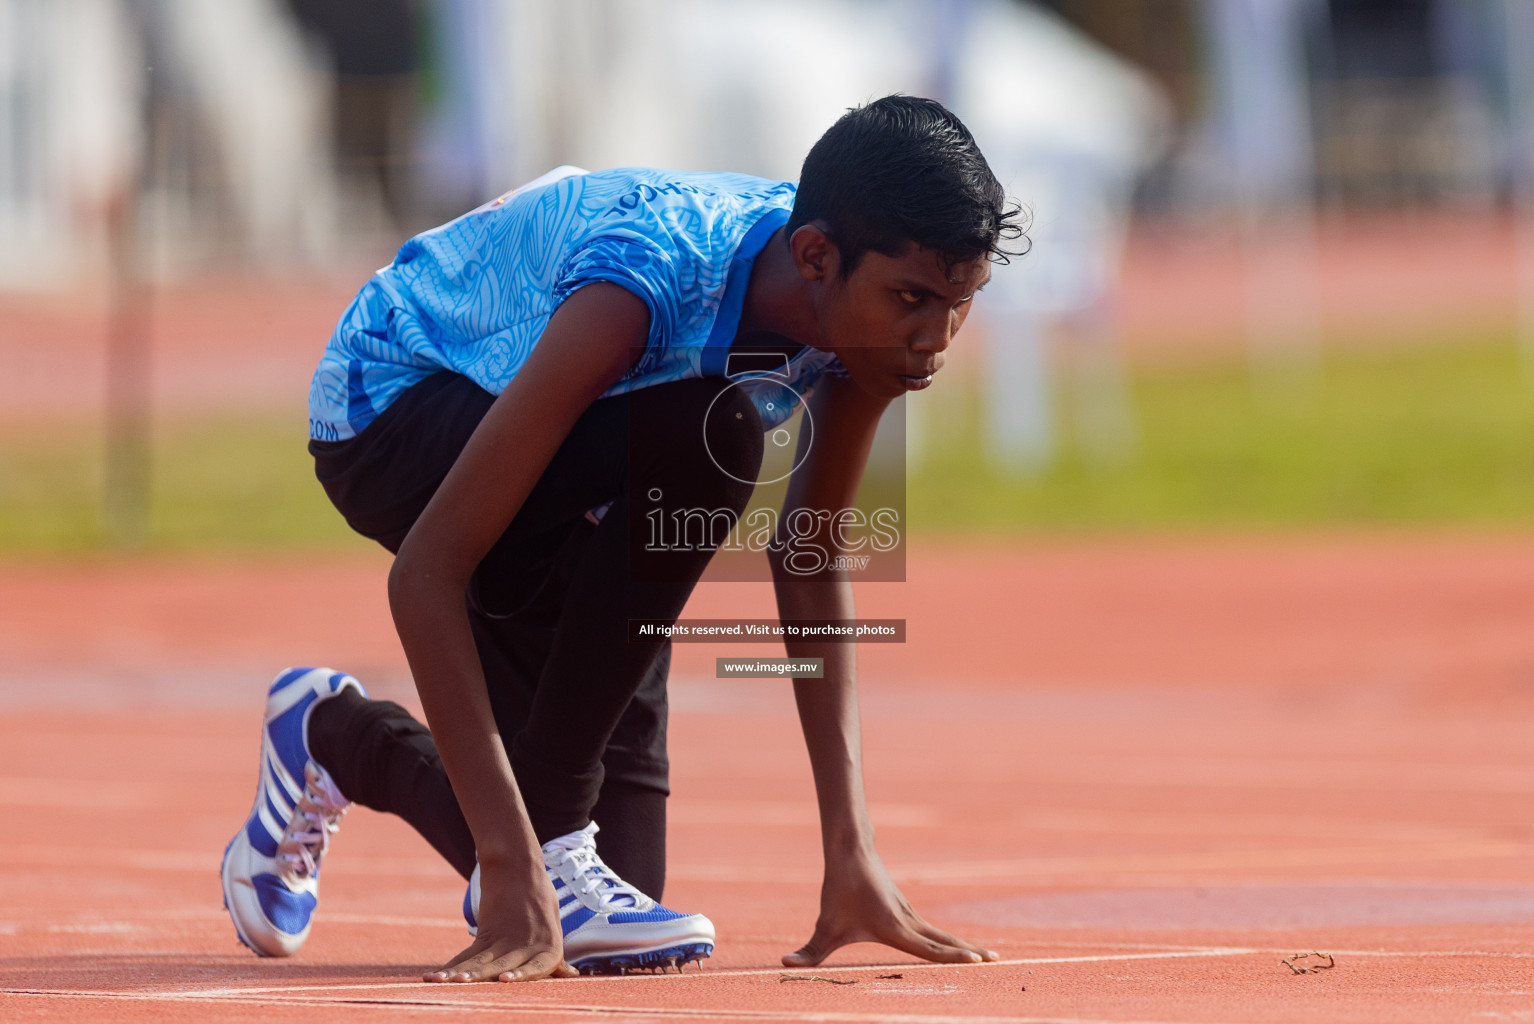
[424,862,578,983]
[782,846,998,969]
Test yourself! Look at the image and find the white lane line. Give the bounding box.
[427,948,1266,984]
[0,989,1229,1024]
[228,949,1258,993]
[1097,945,1534,961]
[0,948,1265,1002]
[3,945,1528,1020]
[665,949,1260,980]
[5,946,1531,1021]
[8,913,1531,970]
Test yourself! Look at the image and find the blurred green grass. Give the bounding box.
[911,337,1534,532]
[2,338,1532,554]
[0,418,366,554]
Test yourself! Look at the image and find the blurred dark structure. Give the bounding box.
[1310,0,1502,210]
[285,0,421,227]
[1033,0,1199,209]
[1035,0,1200,119]
[1036,0,1510,214]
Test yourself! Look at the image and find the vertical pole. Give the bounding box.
[103,1,153,549]
[103,183,151,548]
[1202,0,1322,385]
[1503,0,1534,380]
[1070,300,1138,466]
[986,311,1054,472]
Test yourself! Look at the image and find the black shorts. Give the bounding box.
[309,371,671,795]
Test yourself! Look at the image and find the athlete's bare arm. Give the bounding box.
[769,373,998,967]
[388,282,647,983]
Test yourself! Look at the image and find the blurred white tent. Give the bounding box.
[0,0,141,285]
[3,0,1167,477]
[0,0,334,283]
[161,0,334,263]
[473,0,1168,471]
[1196,0,1322,380]
[477,0,923,185]
[950,0,1170,469]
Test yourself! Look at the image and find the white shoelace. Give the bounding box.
[276,762,349,883]
[544,824,649,913]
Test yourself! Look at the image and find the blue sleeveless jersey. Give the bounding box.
[308,167,845,442]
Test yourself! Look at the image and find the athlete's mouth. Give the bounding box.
[897,373,934,392]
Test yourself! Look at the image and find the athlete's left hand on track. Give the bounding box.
[781,849,998,968]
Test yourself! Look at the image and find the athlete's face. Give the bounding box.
[802,231,990,400]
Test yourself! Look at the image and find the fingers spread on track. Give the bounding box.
[498,952,577,982]
[917,921,997,961]
[427,941,555,983]
[888,929,983,965]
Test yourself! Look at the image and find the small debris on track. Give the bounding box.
[1281,952,1335,975]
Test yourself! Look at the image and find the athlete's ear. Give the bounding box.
[790,223,839,283]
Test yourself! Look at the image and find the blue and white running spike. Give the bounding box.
[221,667,365,957]
[465,821,714,973]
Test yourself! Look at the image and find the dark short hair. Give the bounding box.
[788,95,1026,278]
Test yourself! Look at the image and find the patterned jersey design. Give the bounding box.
[308,167,846,441]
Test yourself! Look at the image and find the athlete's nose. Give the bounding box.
[911,315,953,355]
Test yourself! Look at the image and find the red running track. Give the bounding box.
[1,536,1532,1022]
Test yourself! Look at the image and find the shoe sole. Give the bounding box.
[572,942,713,975]
[467,917,714,973]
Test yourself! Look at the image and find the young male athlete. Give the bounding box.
[221,95,1021,982]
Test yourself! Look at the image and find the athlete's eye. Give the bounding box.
[897,289,923,305]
